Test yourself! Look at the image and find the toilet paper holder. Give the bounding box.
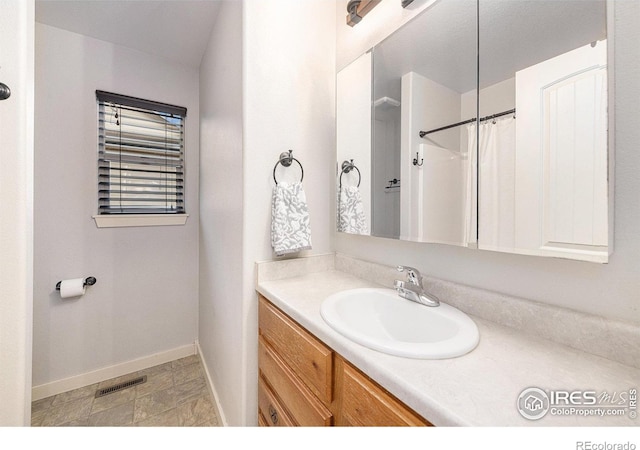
[55,277,97,291]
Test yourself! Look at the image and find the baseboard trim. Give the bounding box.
[32,343,196,401]
[196,341,228,427]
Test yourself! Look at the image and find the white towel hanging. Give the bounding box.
[271,182,312,256]
[337,186,368,235]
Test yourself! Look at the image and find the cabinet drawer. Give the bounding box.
[259,337,333,426]
[338,359,430,426]
[258,376,296,427]
[258,296,333,403]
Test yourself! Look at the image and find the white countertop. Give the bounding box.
[257,269,640,426]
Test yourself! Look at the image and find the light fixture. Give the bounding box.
[347,0,362,25]
[346,0,381,27]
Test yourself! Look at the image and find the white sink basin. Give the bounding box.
[320,288,479,359]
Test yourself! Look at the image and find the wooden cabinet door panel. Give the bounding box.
[258,337,333,426]
[338,359,430,427]
[259,296,333,403]
[258,375,296,427]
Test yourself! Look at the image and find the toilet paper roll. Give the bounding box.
[59,278,86,298]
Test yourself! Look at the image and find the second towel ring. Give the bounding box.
[273,150,304,185]
[339,160,361,188]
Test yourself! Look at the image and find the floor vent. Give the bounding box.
[95,375,147,398]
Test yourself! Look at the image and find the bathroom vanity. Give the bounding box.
[258,294,430,426]
[256,254,640,427]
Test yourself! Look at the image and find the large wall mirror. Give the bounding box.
[336,0,611,263]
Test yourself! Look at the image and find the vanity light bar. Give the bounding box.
[346,0,382,26]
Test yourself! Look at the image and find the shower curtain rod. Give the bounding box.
[419,108,516,138]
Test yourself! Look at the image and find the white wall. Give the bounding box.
[242,0,336,425]
[0,0,34,426]
[400,72,463,244]
[372,109,400,238]
[198,0,244,427]
[336,0,640,325]
[460,77,515,147]
[198,0,335,426]
[33,24,200,387]
[336,0,437,71]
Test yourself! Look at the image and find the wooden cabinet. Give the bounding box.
[258,338,332,426]
[258,296,333,426]
[258,376,296,426]
[259,297,333,403]
[258,294,432,427]
[334,357,429,426]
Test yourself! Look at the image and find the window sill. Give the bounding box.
[93,214,189,228]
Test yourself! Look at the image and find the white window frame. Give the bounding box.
[93,91,189,228]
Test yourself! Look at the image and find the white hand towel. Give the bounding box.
[271,182,312,256]
[337,186,368,235]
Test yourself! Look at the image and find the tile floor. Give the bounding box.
[31,355,220,427]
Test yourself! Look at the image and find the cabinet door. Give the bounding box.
[258,376,296,427]
[258,338,333,426]
[336,358,430,427]
[259,296,333,403]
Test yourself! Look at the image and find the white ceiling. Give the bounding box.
[374,0,607,95]
[35,0,221,68]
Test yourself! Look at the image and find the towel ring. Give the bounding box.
[273,150,304,185]
[339,159,361,188]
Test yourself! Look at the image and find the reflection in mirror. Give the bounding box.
[371,0,477,243]
[478,0,609,262]
[336,52,372,235]
[335,0,611,263]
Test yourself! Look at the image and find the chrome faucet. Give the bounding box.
[394,265,440,307]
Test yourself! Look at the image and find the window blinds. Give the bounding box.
[97,90,187,215]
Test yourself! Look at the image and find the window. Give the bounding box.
[96,91,187,221]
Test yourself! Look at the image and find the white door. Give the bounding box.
[0,0,34,425]
[514,41,609,263]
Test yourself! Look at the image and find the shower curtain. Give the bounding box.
[465,116,516,251]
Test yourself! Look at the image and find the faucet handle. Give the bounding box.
[397,265,420,275]
[396,265,423,287]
